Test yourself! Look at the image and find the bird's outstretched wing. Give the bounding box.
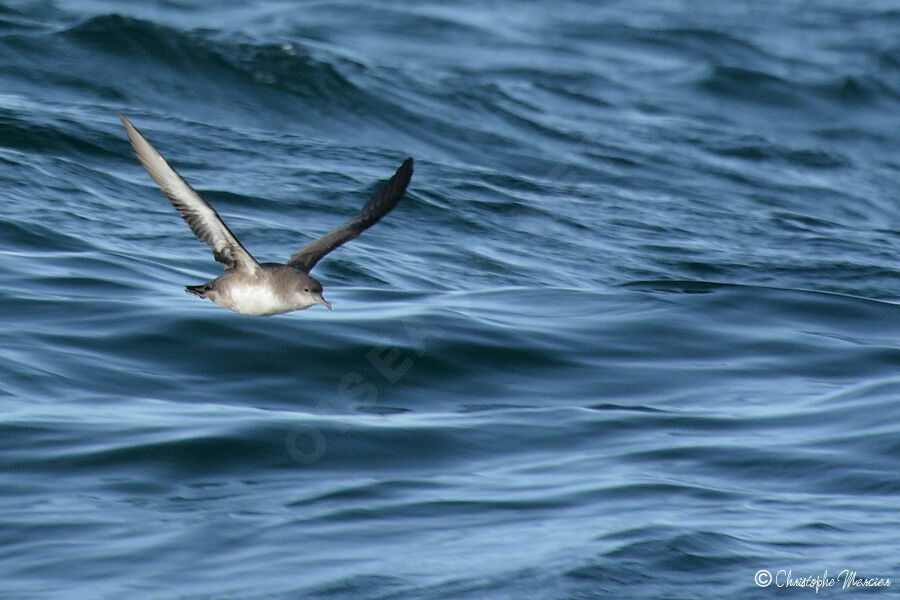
[286,157,413,273]
[119,113,261,274]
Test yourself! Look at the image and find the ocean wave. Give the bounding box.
[62,14,369,110]
[2,3,900,598]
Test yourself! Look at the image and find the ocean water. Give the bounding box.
[1,1,899,598]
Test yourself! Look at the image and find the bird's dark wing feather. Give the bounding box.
[286,157,413,273]
[119,113,261,274]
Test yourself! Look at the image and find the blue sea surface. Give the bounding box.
[1,1,899,598]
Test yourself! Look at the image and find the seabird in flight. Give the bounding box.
[119,113,413,315]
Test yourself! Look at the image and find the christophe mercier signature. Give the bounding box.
[755,568,892,591]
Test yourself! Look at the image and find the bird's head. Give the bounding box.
[299,275,331,310]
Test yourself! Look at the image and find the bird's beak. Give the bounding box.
[315,294,332,311]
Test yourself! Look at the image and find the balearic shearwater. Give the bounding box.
[119,113,413,316]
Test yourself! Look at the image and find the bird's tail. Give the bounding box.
[185,283,210,297]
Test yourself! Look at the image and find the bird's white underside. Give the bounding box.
[208,277,319,316]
